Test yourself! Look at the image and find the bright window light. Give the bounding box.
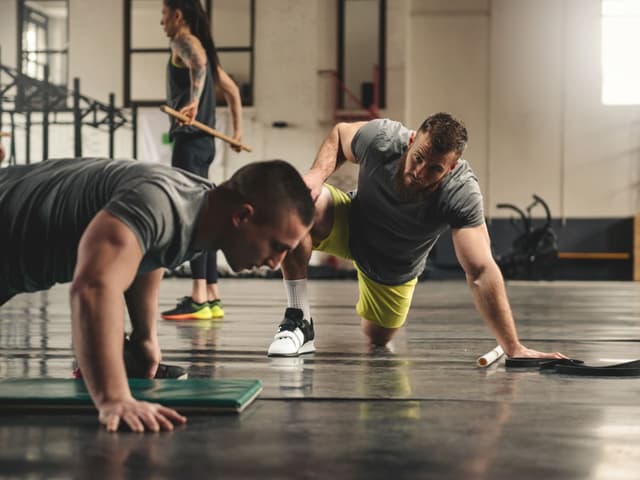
[602,0,640,105]
[25,28,37,51]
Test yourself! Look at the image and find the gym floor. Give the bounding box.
[1,278,639,479]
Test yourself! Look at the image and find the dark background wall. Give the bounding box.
[427,217,634,281]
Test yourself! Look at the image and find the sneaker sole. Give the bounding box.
[268,340,315,357]
[161,312,213,320]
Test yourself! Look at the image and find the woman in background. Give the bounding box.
[160,0,243,320]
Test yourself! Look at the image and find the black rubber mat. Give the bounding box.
[506,357,640,377]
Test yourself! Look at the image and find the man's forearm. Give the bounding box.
[70,283,131,406]
[124,269,163,341]
[466,263,521,356]
[308,125,346,181]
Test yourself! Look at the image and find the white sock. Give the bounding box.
[284,279,311,320]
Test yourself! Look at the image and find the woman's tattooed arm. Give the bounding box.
[171,34,207,106]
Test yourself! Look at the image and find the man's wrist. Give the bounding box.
[98,390,134,407]
[129,329,156,343]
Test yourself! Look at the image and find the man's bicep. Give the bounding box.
[451,223,494,277]
[73,210,143,291]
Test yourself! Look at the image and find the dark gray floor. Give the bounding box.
[1,278,640,479]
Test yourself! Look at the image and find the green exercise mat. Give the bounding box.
[0,378,262,413]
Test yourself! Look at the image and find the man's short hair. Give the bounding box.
[418,112,468,157]
[222,160,315,227]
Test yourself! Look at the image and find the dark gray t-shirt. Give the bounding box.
[0,158,212,296]
[348,119,485,285]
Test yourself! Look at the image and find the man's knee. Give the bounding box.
[360,318,399,346]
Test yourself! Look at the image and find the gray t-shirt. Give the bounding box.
[0,158,212,297]
[348,119,485,285]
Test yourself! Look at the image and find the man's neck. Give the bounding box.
[192,189,224,252]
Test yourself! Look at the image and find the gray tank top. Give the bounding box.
[166,54,216,139]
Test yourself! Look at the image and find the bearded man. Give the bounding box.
[266,113,565,362]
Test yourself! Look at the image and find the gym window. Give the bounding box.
[601,0,640,105]
[17,0,69,87]
[338,0,386,110]
[124,0,255,107]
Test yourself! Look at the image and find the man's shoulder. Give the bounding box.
[448,159,479,185]
[354,118,410,159]
[436,160,482,203]
[438,160,483,205]
[105,160,212,193]
[363,118,409,137]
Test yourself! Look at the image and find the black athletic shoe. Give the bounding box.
[153,363,189,379]
[267,308,315,357]
[124,336,189,379]
[72,363,188,380]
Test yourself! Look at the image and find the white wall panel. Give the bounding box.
[407,6,490,204]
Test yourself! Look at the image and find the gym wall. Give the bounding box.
[406,0,640,220]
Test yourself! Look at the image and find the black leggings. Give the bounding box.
[191,251,218,284]
[172,133,218,285]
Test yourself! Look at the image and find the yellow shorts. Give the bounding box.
[314,184,418,329]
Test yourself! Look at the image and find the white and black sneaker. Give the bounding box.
[267,308,315,357]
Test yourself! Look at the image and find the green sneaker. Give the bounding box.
[209,299,225,318]
[161,296,212,320]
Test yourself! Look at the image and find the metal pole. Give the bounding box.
[372,64,379,117]
[73,77,82,157]
[132,103,138,159]
[25,111,31,165]
[9,112,16,166]
[42,65,50,161]
[108,93,115,158]
[0,45,3,134]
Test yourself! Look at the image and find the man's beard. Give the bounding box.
[393,155,441,203]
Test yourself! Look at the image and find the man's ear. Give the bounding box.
[231,203,254,228]
[408,131,416,147]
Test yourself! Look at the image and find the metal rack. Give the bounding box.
[0,61,137,165]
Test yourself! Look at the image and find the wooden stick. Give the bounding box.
[0,132,11,137]
[476,345,505,367]
[160,105,252,152]
[558,252,630,260]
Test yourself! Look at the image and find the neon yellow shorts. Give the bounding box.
[314,184,418,329]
